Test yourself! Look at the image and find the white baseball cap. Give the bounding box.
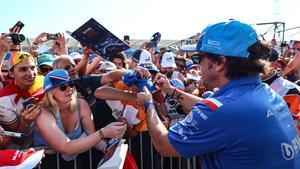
[161,52,177,68]
[132,49,152,63]
[69,52,82,60]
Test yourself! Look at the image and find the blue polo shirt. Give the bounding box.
[168,75,300,169]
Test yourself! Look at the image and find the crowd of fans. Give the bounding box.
[0,20,299,169]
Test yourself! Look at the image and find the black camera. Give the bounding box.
[9,33,25,45]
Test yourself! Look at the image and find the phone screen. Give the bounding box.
[289,40,295,49]
[47,34,57,40]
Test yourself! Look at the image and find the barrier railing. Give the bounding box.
[35,132,201,169]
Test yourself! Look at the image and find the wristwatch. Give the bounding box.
[98,128,106,140]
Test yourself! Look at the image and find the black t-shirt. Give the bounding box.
[75,75,116,130]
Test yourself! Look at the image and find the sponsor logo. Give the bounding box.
[184,109,199,130]
[193,107,208,120]
[166,57,172,61]
[178,127,188,140]
[12,150,20,160]
[281,136,300,160]
[267,110,274,118]
[205,39,222,50]
[185,112,193,123]
[207,39,221,46]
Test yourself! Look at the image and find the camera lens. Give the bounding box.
[17,34,25,42]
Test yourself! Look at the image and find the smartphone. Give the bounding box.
[146,42,157,48]
[152,90,165,103]
[47,33,58,40]
[0,131,24,138]
[11,21,25,31]
[22,97,36,110]
[289,40,295,49]
[124,35,130,41]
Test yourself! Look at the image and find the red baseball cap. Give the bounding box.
[0,148,44,169]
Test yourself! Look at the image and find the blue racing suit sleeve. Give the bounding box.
[168,102,228,157]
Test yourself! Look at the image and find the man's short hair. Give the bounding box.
[206,42,270,79]
[52,55,73,69]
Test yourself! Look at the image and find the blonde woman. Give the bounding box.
[33,69,126,169]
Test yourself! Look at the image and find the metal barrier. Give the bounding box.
[36,132,201,169]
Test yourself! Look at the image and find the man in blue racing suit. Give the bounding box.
[136,20,300,169]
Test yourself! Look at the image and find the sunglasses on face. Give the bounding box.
[40,67,53,73]
[59,82,75,91]
[191,53,205,64]
[63,64,76,71]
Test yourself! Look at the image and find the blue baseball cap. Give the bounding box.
[170,79,185,91]
[37,54,55,67]
[185,59,198,70]
[44,69,77,92]
[181,20,258,58]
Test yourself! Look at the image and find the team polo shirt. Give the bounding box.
[168,75,300,169]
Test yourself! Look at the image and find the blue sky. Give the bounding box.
[1,0,300,41]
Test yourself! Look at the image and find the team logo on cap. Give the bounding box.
[166,57,172,61]
[50,75,69,81]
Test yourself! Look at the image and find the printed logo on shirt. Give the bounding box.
[186,112,193,123]
[281,135,300,160]
[178,127,188,140]
[184,109,199,130]
[273,102,287,113]
[267,110,274,118]
[193,106,208,120]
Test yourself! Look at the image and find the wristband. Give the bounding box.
[143,102,155,109]
[170,88,176,99]
[98,128,106,140]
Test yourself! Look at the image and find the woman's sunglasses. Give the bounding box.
[63,64,76,71]
[59,82,75,91]
[40,67,53,73]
